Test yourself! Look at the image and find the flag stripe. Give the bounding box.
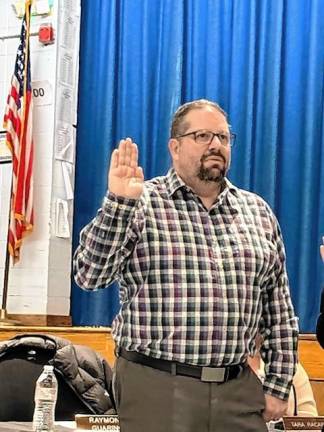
[3,0,34,263]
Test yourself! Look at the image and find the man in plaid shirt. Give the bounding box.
[74,100,298,432]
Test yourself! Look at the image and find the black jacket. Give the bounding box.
[0,333,114,414]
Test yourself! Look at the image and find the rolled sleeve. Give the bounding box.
[260,216,299,400]
[73,192,139,290]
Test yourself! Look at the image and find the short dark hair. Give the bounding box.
[170,99,228,138]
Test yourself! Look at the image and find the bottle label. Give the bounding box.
[35,387,57,401]
[33,401,55,431]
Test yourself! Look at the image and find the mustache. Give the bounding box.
[201,150,226,164]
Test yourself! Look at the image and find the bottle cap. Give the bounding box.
[43,365,54,371]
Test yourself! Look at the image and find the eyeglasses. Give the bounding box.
[175,129,236,147]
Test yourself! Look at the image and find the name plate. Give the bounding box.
[283,416,324,431]
[75,414,120,431]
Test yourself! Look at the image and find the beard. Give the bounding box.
[197,151,228,183]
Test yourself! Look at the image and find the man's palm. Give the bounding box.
[109,138,144,199]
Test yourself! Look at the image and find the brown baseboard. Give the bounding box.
[0,325,114,366]
[7,314,72,326]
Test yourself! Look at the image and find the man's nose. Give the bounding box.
[208,134,222,149]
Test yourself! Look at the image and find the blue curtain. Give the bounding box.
[72,0,324,332]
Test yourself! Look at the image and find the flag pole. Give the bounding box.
[0,0,33,326]
[0,241,20,326]
[0,159,21,326]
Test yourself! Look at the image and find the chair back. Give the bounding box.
[0,344,93,421]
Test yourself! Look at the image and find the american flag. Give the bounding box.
[3,0,34,263]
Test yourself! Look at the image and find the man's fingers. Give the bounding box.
[135,166,144,180]
[124,139,133,166]
[130,143,139,168]
[262,412,271,423]
[118,139,129,165]
[262,408,273,423]
[116,138,137,168]
[110,149,119,169]
[320,244,324,262]
[262,410,281,423]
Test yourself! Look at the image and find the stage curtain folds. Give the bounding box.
[73,0,324,331]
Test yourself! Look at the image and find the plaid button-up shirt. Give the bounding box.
[74,168,298,400]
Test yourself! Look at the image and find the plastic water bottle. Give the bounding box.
[32,365,58,432]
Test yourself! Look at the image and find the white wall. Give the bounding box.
[0,0,80,316]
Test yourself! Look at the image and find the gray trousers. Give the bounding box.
[113,356,268,432]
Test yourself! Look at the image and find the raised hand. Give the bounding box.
[108,138,144,199]
[321,237,324,262]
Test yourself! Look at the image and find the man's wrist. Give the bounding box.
[102,191,138,219]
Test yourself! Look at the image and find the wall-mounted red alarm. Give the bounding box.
[38,23,55,45]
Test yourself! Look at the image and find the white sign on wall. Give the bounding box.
[31,80,53,106]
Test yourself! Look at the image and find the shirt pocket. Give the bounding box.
[227,225,276,282]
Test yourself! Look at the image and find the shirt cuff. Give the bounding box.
[263,374,292,401]
[102,191,138,219]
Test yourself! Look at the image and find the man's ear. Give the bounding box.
[168,138,180,161]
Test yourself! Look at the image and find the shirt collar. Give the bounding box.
[165,168,188,196]
[165,168,239,210]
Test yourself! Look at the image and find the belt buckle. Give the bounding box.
[201,366,226,382]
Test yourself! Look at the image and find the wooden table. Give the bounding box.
[0,422,76,431]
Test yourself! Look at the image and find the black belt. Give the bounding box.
[118,348,246,383]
